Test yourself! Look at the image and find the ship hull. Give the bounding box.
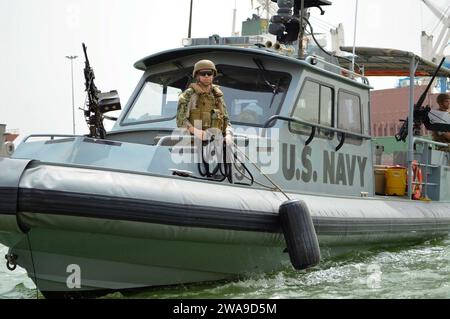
[2,158,450,296]
[11,222,288,295]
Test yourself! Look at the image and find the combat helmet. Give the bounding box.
[193,60,217,77]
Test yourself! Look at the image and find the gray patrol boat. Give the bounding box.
[1,0,450,298]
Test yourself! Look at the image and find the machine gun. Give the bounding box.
[82,43,121,139]
[395,57,447,142]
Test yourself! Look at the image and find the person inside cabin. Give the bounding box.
[176,59,233,145]
[237,102,263,124]
[432,93,450,151]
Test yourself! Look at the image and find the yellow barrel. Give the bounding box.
[384,167,407,196]
[374,169,387,195]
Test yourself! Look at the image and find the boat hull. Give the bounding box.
[11,220,289,294]
[2,159,450,295]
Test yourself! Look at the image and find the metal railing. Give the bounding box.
[22,134,81,143]
[156,134,250,147]
[263,115,371,151]
[305,55,370,85]
[410,137,449,200]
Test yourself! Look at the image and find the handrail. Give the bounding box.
[22,134,81,143]
[305,55,370,85]
[413,137,449,149]
[262,115,371,151]
[410,137,449,200]
[156,134,250,147]
[156,135,192,147]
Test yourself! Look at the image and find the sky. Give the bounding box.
[0,0,448,141]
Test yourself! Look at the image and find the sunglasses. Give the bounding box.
[198,71,214,77]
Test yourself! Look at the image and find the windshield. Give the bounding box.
[122,72,183,125]
[122,64,291,127]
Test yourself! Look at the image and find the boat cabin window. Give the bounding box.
[121,65,291,127]
[290,80,334,136]
[123,73,183,125]
[218,65,291,127]
[338,90,362,144]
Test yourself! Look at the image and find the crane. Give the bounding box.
[251,0,277,21]
[421,0,449,92]
[421,0,450,61]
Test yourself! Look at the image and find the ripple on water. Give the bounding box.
[0,245,37,299]
[2,237,450,299]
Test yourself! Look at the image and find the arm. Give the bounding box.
[221,98,232,135]
[176,90,190,129]
[432,131,450,144]
[442,132,450,142]
[221,98,233,145]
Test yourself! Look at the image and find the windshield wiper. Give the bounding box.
[253,58,279,93]
[173,61,193,90]
[252,58,281,109]
[269,78,282,109]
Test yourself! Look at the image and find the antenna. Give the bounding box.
[232,0,237,36]
[298,0,305,59]
[351,0,359,72]
[188,0,193,38]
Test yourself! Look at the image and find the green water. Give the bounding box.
[2,238,450,299]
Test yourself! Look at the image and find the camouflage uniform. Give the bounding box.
[176,83,232,134]
[432,94,450,151]
[432,131,450,152]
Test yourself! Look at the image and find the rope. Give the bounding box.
[26,233,39,299]
[230,143,291,201]
[194,136,291,200]
[302,17,363,73]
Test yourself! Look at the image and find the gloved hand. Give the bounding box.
[225,132,233,146]
[190,127,207,141]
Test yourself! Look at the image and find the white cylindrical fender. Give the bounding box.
[5,142,15,156]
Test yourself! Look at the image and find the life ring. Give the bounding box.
[411,160,423,200]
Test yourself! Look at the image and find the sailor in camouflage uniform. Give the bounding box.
[176,60,233,145]
[432,93,450,152]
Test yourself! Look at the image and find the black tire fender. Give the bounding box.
[279,200,321,270]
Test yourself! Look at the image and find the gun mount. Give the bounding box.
[82,43,122,139]
[395,57,447,142]
[268,0,331,45]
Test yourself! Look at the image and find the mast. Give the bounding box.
[351,0,359,72]
[232,0,237,36]
[298,0,305,59]
[188,0,193,38]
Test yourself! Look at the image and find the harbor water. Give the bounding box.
[2,237,450,299]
